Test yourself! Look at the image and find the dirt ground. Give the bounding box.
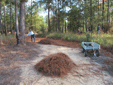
[25,36,81,48]
[0,36,113,85]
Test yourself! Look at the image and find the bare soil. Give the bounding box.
[0,36,113,85]
[26,36,81,48]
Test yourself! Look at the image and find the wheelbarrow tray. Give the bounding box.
[82,42,100,57]
[82,42,100,50]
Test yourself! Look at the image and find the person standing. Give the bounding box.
[97,24,100,34]
[27,29,35,42]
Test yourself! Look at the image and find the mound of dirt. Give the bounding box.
[38,39,52,44]
[34,53,76,77]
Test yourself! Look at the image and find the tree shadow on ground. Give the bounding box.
[0,42,42,85]
[79,50,113,77]
[77,50,113,84]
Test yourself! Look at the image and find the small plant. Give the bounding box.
[86,32,91,42]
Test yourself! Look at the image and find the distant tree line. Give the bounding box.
[37,0,113,33]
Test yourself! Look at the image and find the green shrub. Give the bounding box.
[37,33,47,37]
[103,22,111,33]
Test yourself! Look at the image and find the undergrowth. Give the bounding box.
[0,34,15,45]
[38,32,113,47]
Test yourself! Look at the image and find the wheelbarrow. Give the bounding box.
[82,42,100,57]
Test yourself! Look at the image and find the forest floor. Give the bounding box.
[0,36,113,85]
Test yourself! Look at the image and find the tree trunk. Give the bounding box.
[102,0,104,30]
[65,1,66,33]
[83,17,84,32]
[4,5,7,36]
[15,0,20,45]
[10,1,12,34]
[52,2,55,31]
[35,8,36,31]
[53,15,55,31]
[58,0,60,31]
[90,0,92,32]
[13,13,15,31]
[107,0,109,22]
[56,18,57,31]
[48,3,51,32]
[62,26,63,33]
[78,8,80,32]
[31,0,32,29]
[98,0,99,19]
[19,1,25,45]
[0,3,3,34]
[62,1,64,33]
[62,22,64,33]
[65,21,66,33]
[84,0,87,32]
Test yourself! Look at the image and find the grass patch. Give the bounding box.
[37,33,47,37]
[38,32,113,47]
[91,33,113,47]
[47,32,87,42]
[0,34,15,45]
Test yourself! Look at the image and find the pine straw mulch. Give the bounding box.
[34,53,76,77]
[34,53,105,80]
[38,38,81,48]
[38,39,53,44]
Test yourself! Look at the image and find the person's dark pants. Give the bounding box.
[31,34,35,42]
[97,30,100,34]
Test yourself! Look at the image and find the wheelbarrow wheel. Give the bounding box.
[96,50,100,57]
[82,48,85,53]
[84,50,87,57]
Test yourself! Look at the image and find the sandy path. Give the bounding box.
[19,44,113,85]
[0,37,113,85]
